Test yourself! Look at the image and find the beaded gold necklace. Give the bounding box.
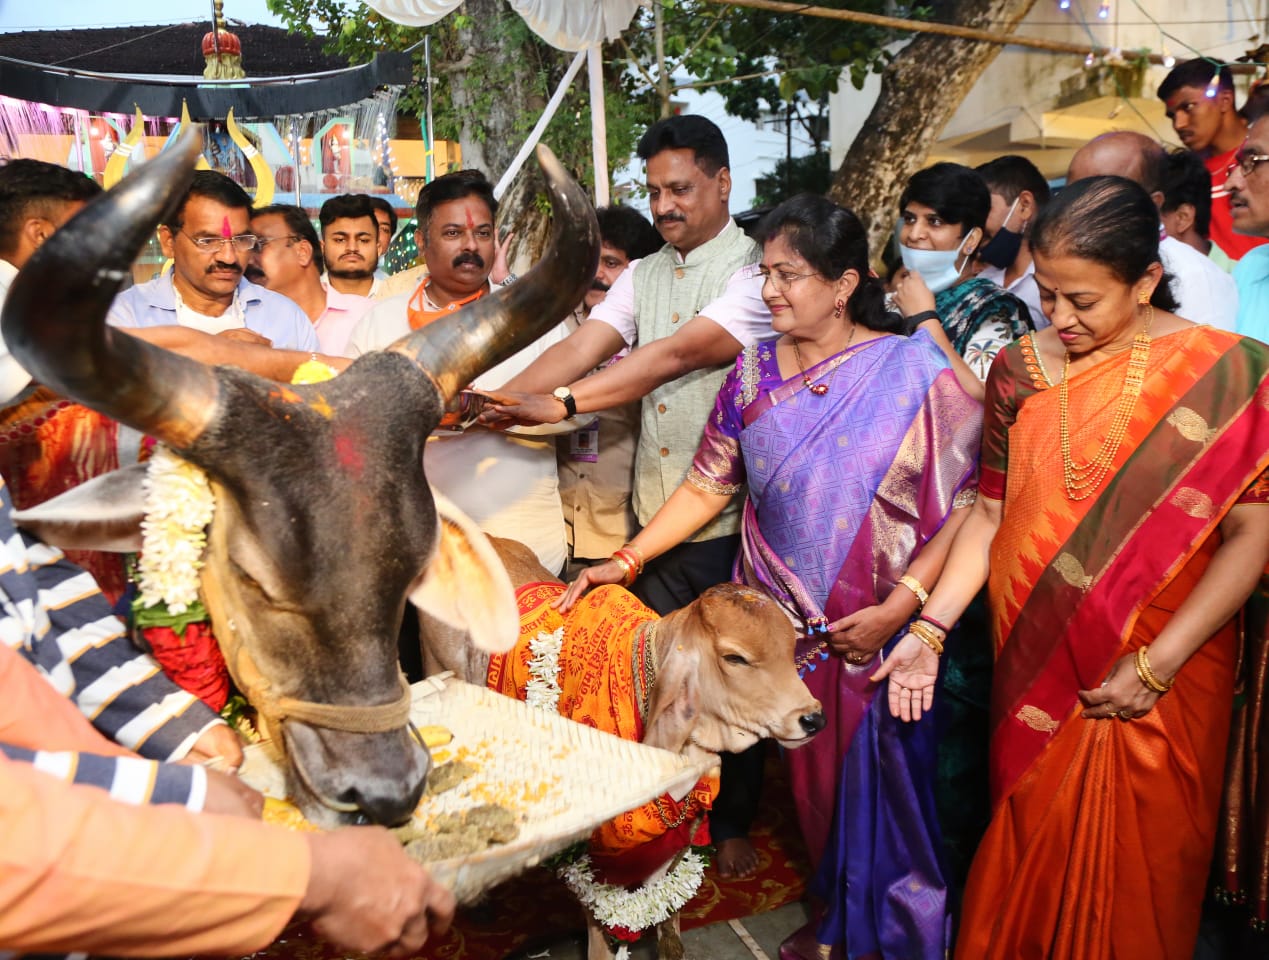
[1058,305,1153,501]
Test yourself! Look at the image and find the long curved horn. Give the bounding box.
[1,131,221,451]
[390,144,601,402]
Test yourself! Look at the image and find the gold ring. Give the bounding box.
[1118,709,1132,720]
[847,654,864,664]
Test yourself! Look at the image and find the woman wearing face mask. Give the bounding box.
[891,162,1035,401]
[557,195,983,960]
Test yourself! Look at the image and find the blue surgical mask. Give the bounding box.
[899,233,973,295]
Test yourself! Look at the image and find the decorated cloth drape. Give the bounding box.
[955,327,1269,959]
[364,0,643,50]
[0,390,129,604]
[487,581,717,887]
[686,329,982,959]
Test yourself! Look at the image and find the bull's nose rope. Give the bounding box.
[272,672,414,733]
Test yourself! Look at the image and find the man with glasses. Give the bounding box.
[108,171,318,353]
[248,204,372,356]
[1158,59,1268,262]
[1224,118,1269,341]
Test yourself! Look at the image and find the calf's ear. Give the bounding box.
[643,641,701,755]
[10,463,148,552]
[408,489,518,653]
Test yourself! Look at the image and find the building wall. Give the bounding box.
[830,2,1268,171]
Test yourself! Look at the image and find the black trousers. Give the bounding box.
[631,534,765,843]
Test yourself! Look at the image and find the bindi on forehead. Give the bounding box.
[221,216,233,238]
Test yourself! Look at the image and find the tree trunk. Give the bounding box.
[828,0,1039,261]
[443,0,568,265]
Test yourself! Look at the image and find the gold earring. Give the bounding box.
[834,299,845,318]
[1138,289,1150,305]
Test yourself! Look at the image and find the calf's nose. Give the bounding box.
[799,710,827,735]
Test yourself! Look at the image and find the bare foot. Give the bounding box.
[714,837,760,879]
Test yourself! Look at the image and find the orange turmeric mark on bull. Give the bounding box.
[307,394,333,420]
[268,386,304,405]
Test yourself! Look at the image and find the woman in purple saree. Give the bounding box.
[560,196,982,959]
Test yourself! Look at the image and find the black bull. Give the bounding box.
[1,134,600,827]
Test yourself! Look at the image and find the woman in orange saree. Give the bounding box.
[876,176,1269,959]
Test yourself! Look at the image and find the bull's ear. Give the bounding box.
[643,641,701,755]
[10,463,147,552]
[408,490,518,653]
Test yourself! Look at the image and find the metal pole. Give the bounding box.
[424,35,435,181]
[291,117,301,206]
[588,47,610,207]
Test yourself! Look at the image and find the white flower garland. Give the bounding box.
[136,445,215,615]
[523,618,705,938]
[559,851,707,936]
[523,626,564,712]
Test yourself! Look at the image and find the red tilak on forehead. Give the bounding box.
[465,207,474,230]
[221,216,233,238]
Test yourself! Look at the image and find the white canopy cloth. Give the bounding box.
[365,0,642,51]
[366,0,642,202]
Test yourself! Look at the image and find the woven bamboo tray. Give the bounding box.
[229,673,717,903]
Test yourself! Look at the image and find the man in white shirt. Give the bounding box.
[974,155,1049,328]
[346,170,568,574]
[485,115,773,880]
[248,204,373,357]
[1067,132,1238,331]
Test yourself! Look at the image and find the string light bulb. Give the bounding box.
[1058,0,1070,9]
[1206,81,1220,98]
[1162,48,1175,69]
[1097,0,1110,18]
[1085,51,1097,68]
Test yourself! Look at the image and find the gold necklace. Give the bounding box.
[1058,305,1153,501]
[793,322,856,396]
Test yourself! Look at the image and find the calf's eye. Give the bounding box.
[723,654,749,667]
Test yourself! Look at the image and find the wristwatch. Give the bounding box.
[552,386,577,420]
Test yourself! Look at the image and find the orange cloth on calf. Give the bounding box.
[487,582,718,861]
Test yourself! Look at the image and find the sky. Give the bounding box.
[0,0,810,210]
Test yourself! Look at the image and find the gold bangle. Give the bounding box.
[908,620,944,656]
[1134,646,1173,694]
[609,552,636,586]
[898,574,929,607]
[622,543,646,571]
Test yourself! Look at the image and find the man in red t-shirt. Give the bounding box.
[1159,59,1267,261]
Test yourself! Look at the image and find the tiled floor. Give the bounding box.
[509,899,810,960]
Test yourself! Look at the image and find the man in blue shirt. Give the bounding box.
[108,170,319,353]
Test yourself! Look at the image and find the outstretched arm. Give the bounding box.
[555,480,733,611]
[122,327,349,381]
[496,318,625,395]
[873,493,1002,721]
[490,315,742,425]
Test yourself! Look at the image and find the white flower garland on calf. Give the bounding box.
[137,445,215,615]
[523,626,565,712]
[559,851,707,938]
[522,618,706,941]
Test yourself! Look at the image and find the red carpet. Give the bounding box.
[251,756,810,960]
